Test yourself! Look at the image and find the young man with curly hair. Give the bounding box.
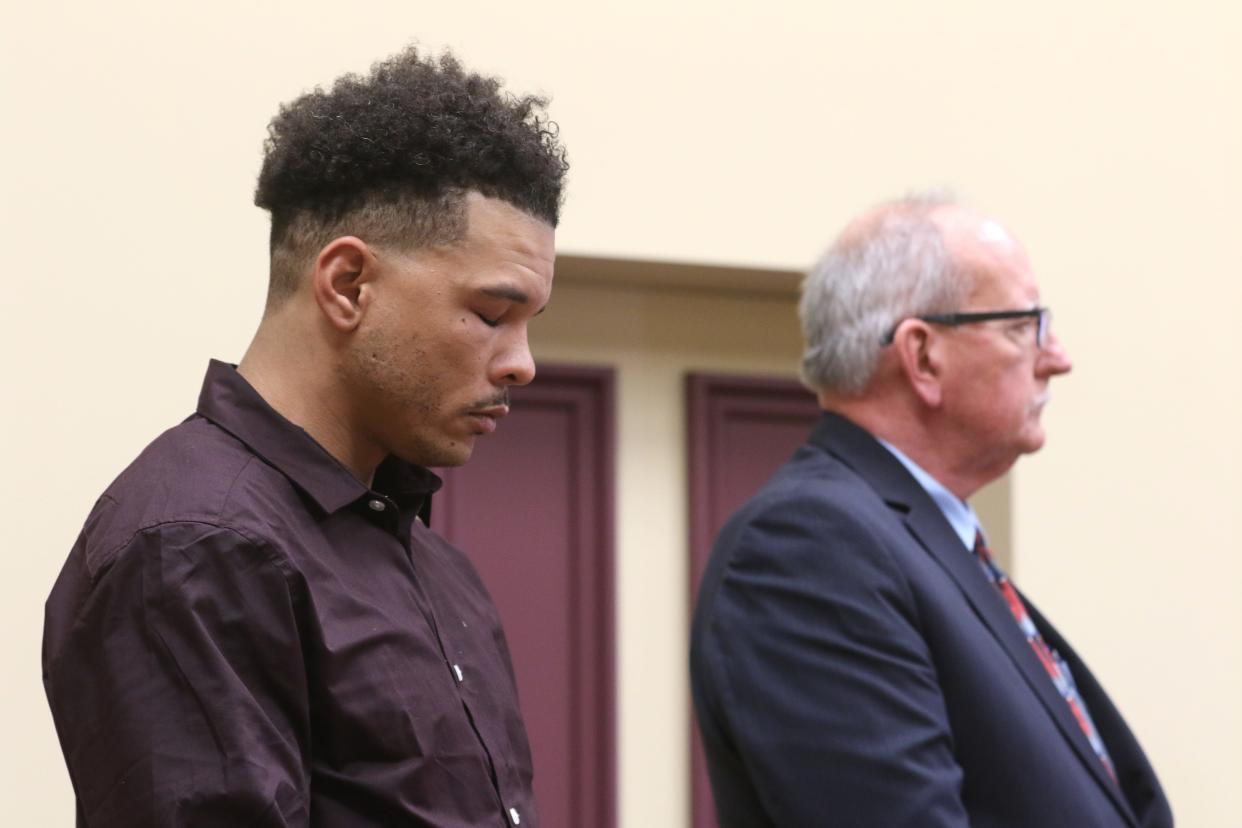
[43,47,568,828]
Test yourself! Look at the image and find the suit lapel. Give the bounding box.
[810,413,1138,827]
[903,504,1137,826]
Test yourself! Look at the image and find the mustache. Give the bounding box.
[467,390,510,411]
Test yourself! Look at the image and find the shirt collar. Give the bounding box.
[195,360,441,515]
[875,437,980,552]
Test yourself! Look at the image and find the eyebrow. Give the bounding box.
[480,285,548,316]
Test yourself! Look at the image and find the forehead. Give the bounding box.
[935,206,1039,306]
[436,193,556,306]
[459,193,555,265]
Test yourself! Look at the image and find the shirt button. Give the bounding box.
[368,499,386,512]
[452,664,464,682]
[508,806,521,825]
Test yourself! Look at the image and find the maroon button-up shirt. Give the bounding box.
[43,361,537,827]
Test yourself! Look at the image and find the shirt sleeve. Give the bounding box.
[43,521,310,827]
[697,495,971,828]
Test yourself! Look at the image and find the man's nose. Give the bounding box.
[493,328,536,387]
[1039,330,1073,376]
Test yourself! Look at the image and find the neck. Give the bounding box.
[238,315,383,486]
[819,390,998,500]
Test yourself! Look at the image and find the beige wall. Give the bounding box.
[4,2,1239,825]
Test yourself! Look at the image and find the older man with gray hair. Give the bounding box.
[690,194,1172,827]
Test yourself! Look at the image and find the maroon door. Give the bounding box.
[434,365,616,828]
[687,373,822,828]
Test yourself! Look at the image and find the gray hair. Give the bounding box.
[799,192,971,395]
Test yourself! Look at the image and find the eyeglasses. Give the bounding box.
[882,307,1051,348]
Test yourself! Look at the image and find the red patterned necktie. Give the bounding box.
[972,534,1117,782]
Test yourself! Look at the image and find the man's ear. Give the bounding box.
[311,236,376,332]
[892,320,944,408]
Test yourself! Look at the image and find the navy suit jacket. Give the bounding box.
[690,413,1172,827]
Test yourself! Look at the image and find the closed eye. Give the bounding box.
[476,312,500,328]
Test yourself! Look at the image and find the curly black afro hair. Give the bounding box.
[254,46,567,297]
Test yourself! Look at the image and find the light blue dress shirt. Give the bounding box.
[875,437,981,552]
